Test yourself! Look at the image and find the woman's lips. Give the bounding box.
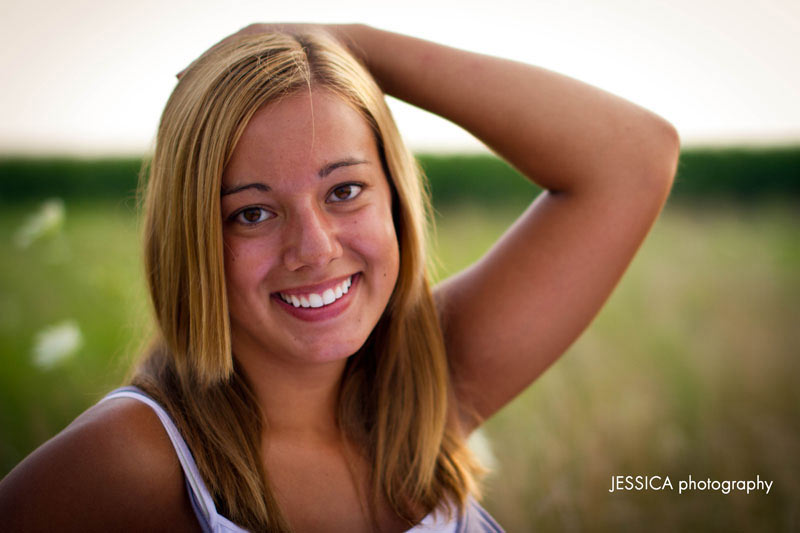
[277,275,353,308]
[272,273,359,322]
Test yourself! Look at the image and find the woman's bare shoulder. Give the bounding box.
[0,396,199,532]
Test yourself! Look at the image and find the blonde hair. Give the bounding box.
[133,30,481,531]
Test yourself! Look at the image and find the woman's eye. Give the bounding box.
[328,184,363,203]
[233,207,272,225]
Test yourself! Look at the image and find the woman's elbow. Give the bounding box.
[644,117,681,189]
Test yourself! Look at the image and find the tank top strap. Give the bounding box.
[457,495,505,532]
[406,495,504,533]
[99,386,244,533]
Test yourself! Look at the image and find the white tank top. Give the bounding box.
[100,387,503,532]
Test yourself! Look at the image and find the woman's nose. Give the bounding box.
[282,204,343,271]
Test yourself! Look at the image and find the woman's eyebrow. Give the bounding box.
[220,182,270,197]
[221,159,368,196]
[319,158,369,177]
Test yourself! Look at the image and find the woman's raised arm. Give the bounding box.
[333,24,680,429]
[197,23,679,430]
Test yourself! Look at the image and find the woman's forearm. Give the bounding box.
[337,24,679,194]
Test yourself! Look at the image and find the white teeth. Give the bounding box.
[322,289,336,305]
[279,275,354,309]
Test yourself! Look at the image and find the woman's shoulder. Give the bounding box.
[0,393,199,532]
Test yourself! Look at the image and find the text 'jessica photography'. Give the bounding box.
[608,475,773,495]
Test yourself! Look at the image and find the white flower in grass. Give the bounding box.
[15,198,65,248]
[32,320,82,369]
[468,427,498,471]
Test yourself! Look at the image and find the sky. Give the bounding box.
[1,0,799,155]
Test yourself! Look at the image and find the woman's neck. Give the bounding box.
[237,353,347,440]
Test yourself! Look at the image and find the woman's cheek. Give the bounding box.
[223,233,279,287]
[348,209,398,266]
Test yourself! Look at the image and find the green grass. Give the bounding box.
[0,200,148,466]
[1,198,798,531]
[449,201,800,532]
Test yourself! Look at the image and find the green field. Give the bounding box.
[1,194,798,531]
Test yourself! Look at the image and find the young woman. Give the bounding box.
[0,24,679,532]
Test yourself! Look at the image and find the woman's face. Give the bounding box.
[221,89,399,369]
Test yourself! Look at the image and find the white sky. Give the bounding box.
[1,0,799,155]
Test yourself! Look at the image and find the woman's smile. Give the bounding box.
[272,272,360,322]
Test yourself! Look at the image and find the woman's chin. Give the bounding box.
[294,338,367,365]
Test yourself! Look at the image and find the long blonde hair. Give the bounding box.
[133,30,481,531]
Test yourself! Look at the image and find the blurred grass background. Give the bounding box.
[1,148,798,531]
